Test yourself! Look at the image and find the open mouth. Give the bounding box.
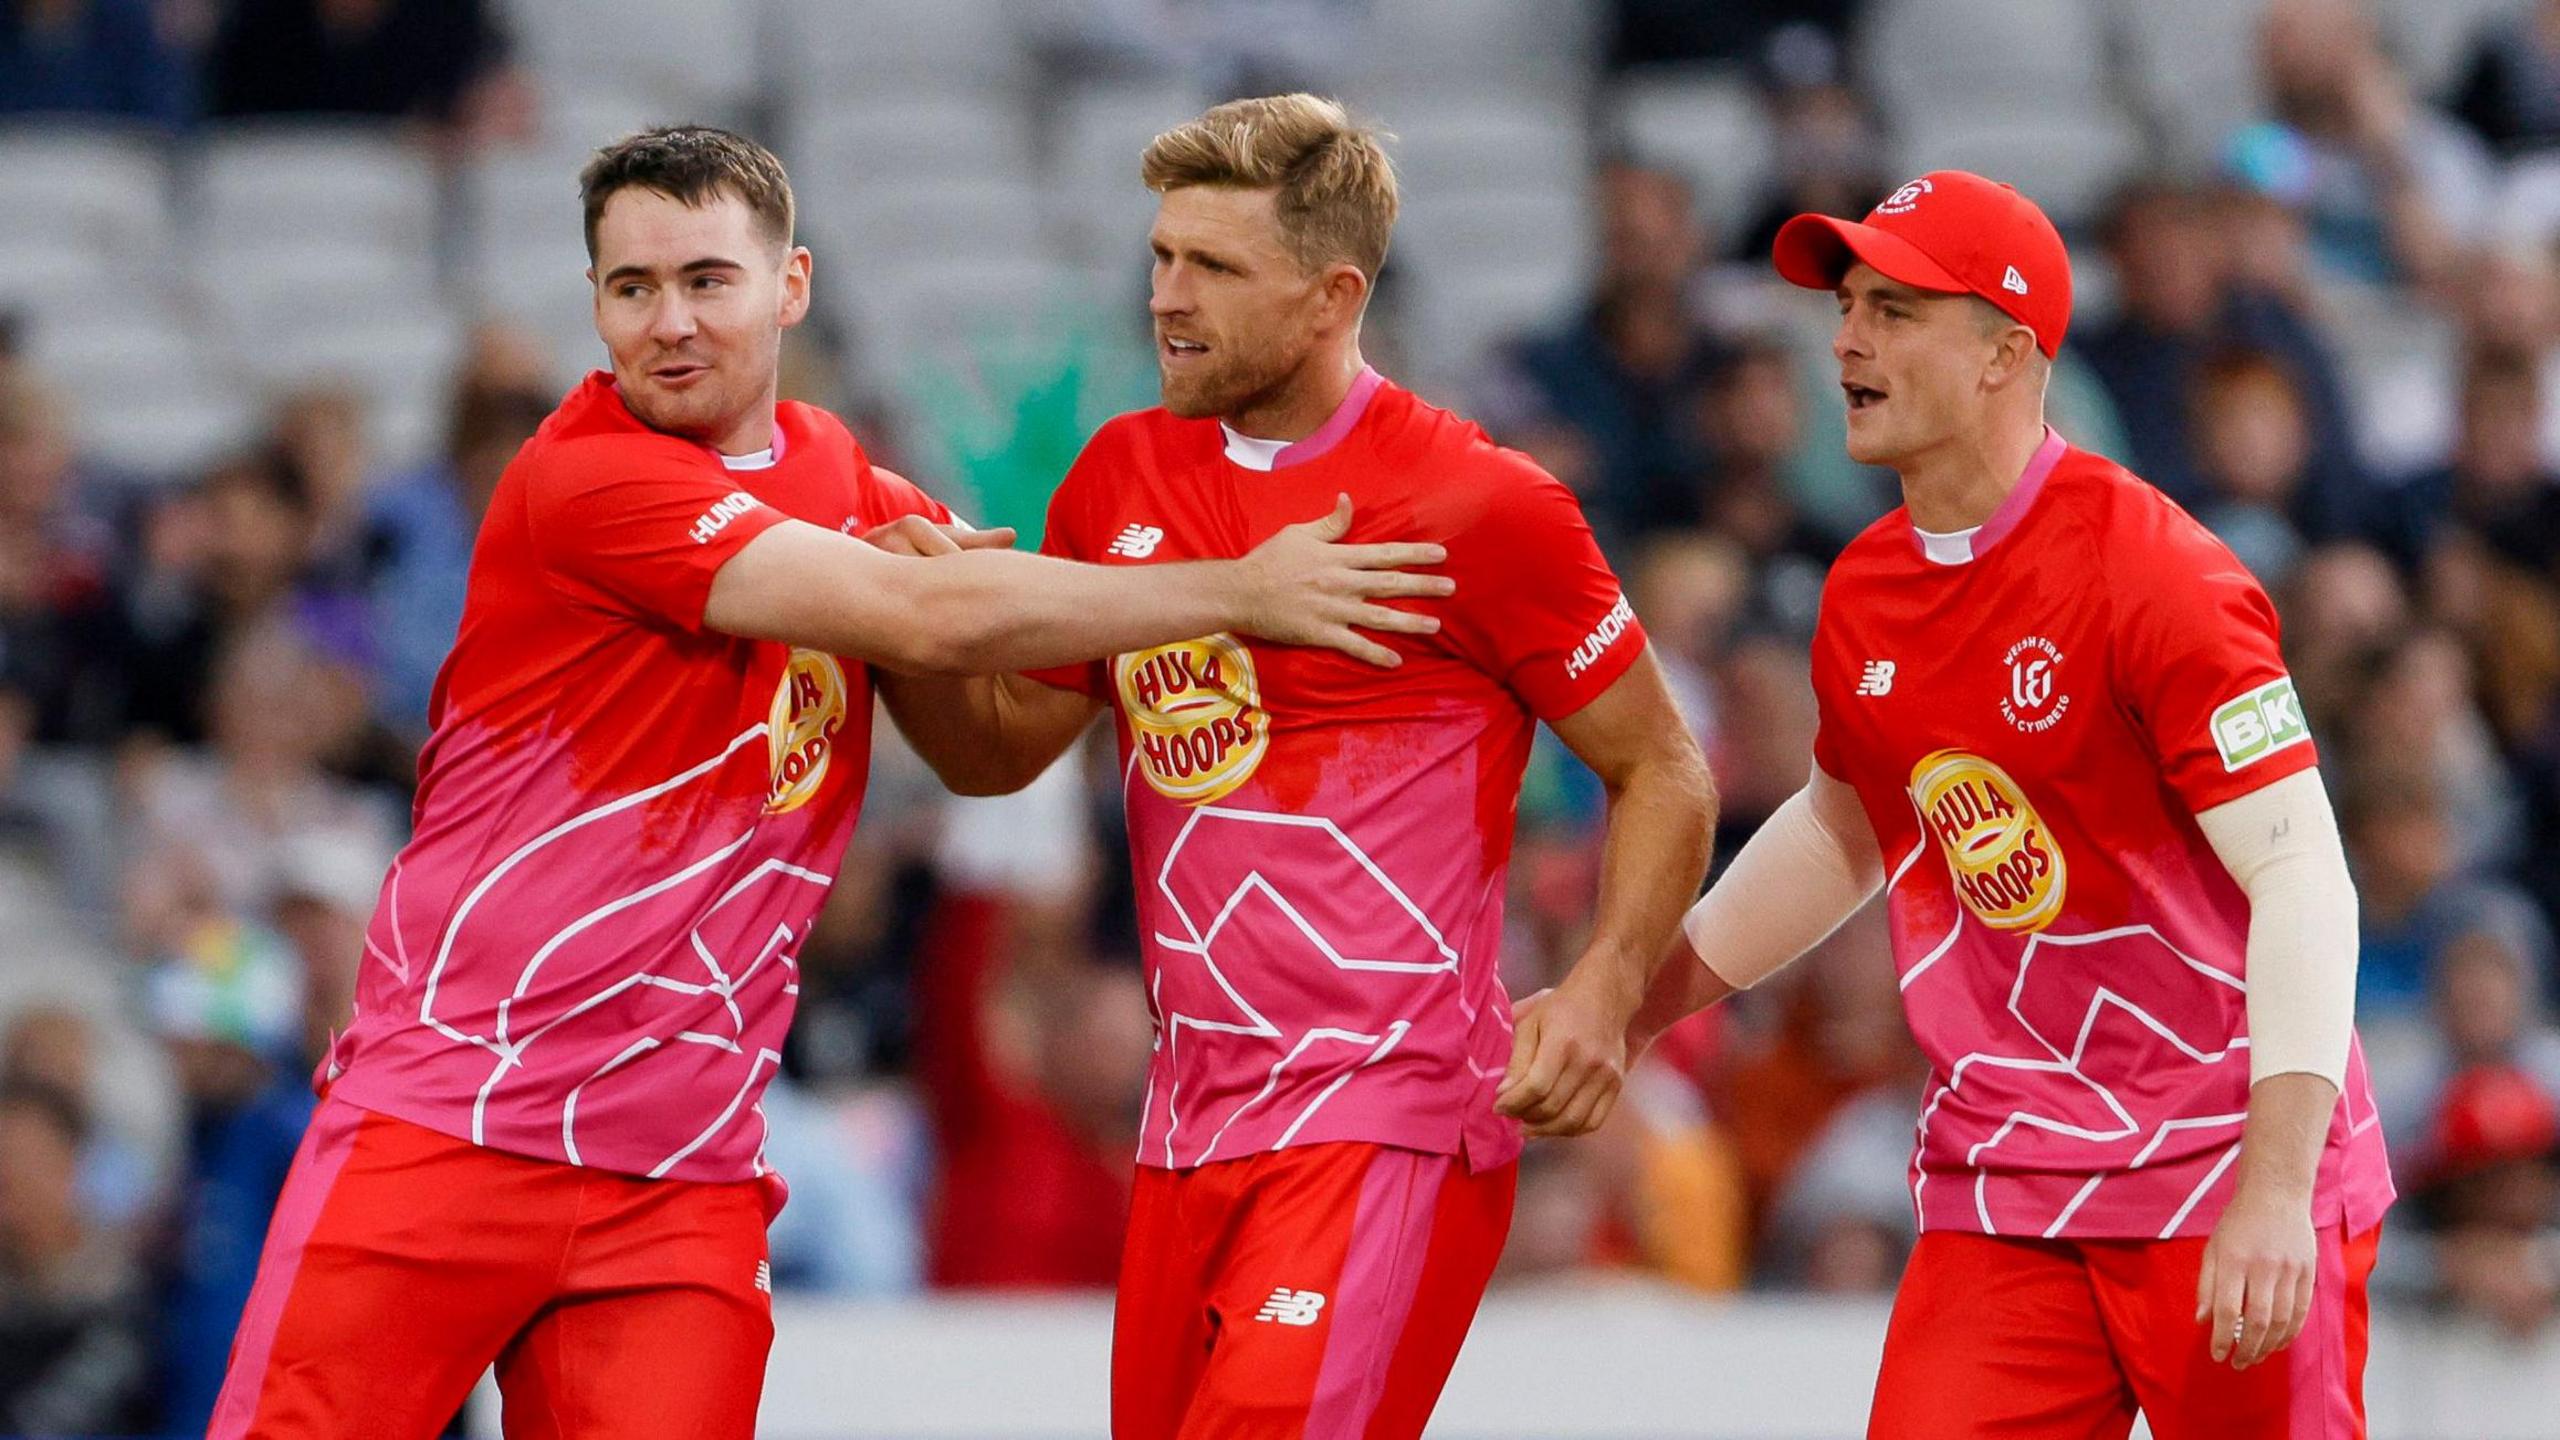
[1843,381,1887,412]
[1160,336,1209,362]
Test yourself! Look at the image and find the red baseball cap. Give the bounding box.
[1771,170,2073,357]
[2426,1064,2560,1185]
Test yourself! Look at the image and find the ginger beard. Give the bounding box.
[1148,185,1336,423]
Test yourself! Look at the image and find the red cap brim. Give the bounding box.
[1771,213,1967,295]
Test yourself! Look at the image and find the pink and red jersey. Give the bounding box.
[326,374,948,1184]
[1812,429,2393,1240]
[1033,371,1640,1173]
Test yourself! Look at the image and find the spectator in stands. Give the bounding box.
[0,1079,152,1436]
[2448,0,2560,159]
[2408,1063,2560,1336]
[1692,334,1836,566]
[141,905,308,1436]
[1729,78,1890,267]
[1712,911,1914,1235]
[126,621,400,922]
[1486,160,1723,552]
[2343,759,2554,1019]
[365,380,552,743]
[270,386,376,589]
[2234,0,2498,291]
[2346,629,2529,876]
[1761,1085,1920,1292]
[2076,178,2369,510]
[2370,348,2560,576]
[0,0,192,129]
[913,876,1146,1289]
[207,0,517,139]
[2378,927,2560,1153]
[2188,348,2319,587]
[2282,542,2412,730]
[1604,0,1861,70]
[0,1005,153,1234]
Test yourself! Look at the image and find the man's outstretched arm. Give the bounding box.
[704,494,1452,677]
[1494,649,1718,1137]
[1624,761,1885,1053]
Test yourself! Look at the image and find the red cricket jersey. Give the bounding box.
[1811,428,2393,1240]
[1033,369,1643,1173]
[326,374,949,1184]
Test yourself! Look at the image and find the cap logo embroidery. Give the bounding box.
[1878,178,1933,214]
[2001,265,2030,295]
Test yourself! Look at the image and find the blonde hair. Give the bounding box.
[1141,94,1398,281]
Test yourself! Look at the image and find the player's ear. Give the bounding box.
[1984,323,2038,392]
[777,245,813,329]
[1319,261,1370,330]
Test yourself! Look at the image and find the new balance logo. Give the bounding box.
[1856,660,1896,696]
[2001,265,2029,296]
[753,1260,772,1294]
[1108,523,1166,559]
[1253,1287,1326,1326]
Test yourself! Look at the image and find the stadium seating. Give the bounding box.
[1608,68,1778,243]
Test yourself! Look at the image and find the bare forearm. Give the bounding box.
[1559,749,1718,1017]
[899,549,1247,673]
[2233,1072,2336,1210]
[1627,931,1740,1051]
[879,665,1101,797]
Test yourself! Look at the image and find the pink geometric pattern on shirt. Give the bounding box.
[1906,910,2256,1239]
[1141,801,1466,1168]
[334,722,836,1182]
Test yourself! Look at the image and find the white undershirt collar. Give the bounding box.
[720,446,777,472]
[1219,427,1290,471]
[1914,525,1983,566]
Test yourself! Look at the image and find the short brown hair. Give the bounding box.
[578,125,795,262]
[1141,94,1398,281]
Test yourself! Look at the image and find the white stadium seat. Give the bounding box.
[1860,0,2113,114]
[1890,106,2147,227]
[195,125,440,257]
[1386,96,1589,203]
[510,0,756,121]
[1361,0,1600,94]
[2102,0,2266,169]
[788,93,1036,198]
[1045,80,1213,267]
[768,0,1030,94]
[1609,69,1776,244]
[0,124,172,264]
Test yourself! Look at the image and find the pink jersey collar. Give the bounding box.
[1906,425,2066,565]
[1221,366,1384,471]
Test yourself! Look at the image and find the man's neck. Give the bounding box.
[1223,345,1367,443]
[1896,413,2050,534]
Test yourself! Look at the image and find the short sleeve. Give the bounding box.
[1440,460,1645,721]
[522,439,787,630]
[2112,531,2316,814]
[1021,449,1107,699]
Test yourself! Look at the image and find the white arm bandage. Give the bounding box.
[2195,767,2358,1090]
[1680,766,1885,990]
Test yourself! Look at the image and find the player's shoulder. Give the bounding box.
[2053,443,2254,583]
[1367,383,1577,533]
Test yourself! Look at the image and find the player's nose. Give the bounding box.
[648,292,699,343]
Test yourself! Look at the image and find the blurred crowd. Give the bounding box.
[0,0,2557,1433]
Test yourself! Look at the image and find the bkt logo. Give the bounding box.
[1108,523,1166,559]
[1856,660,1895,696]
[690,491,761,544]
[1253,1287,1327,1326]
[2212,676,2309,772]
